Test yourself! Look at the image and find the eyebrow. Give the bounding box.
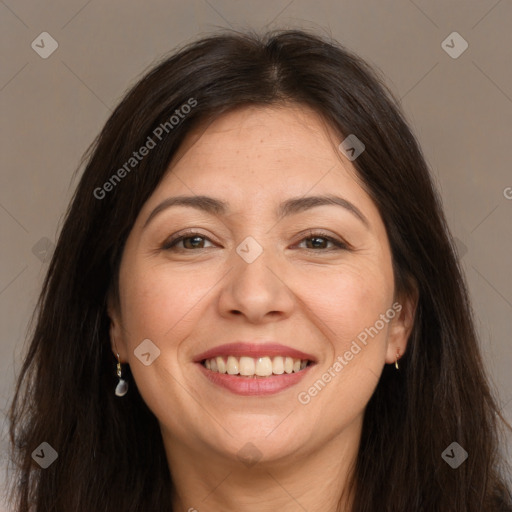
[143,194,370,229]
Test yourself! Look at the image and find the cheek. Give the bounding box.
[116,261,214,432]
[297,259,394,413]
[119,260,217,341]
[308,260,394,349]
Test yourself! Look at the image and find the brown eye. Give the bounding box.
[162,232,215,251]
[297,231,349,251]
[304,236,332,249]
[180,236,207,249]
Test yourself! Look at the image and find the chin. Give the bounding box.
[201,419,311,464]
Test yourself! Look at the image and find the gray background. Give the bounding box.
[1,0,511,507]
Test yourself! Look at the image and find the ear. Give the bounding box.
[385,286,418,365]
[107,292,127,362]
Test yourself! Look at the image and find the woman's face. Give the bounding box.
[110,104,414,467]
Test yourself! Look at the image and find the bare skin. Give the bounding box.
[109,104,416,511]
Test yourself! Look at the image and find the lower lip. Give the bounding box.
[196,362,313,396]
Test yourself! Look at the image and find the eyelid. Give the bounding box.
[293,229,352,251]
[161,228,217,250]
[161,228,352,252]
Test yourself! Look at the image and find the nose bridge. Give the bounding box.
[218,232,293,321]
[233,232,280,294]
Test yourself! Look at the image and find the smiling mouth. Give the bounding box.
[202,356,312,377]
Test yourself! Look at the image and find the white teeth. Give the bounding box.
[216,356,226,374]
[203,355,309,377]
[272,356,284,375]
[255,357,273,377]
[239,356,255,376]
[226,356,239,375]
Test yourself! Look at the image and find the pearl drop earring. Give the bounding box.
[115,353,128,397]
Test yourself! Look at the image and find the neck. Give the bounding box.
[162,418,361,512]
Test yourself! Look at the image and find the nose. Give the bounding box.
[217,242,296,324]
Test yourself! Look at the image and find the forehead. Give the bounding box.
[162,105,364,197]
[139,104,383,231]
[171,104,344,172]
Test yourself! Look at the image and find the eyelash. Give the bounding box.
[162,229,351,252]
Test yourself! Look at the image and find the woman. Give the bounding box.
[7,28,512,511]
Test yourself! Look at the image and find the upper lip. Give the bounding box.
[194,342,317,363]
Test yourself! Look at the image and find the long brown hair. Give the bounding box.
[7,28,512,511]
